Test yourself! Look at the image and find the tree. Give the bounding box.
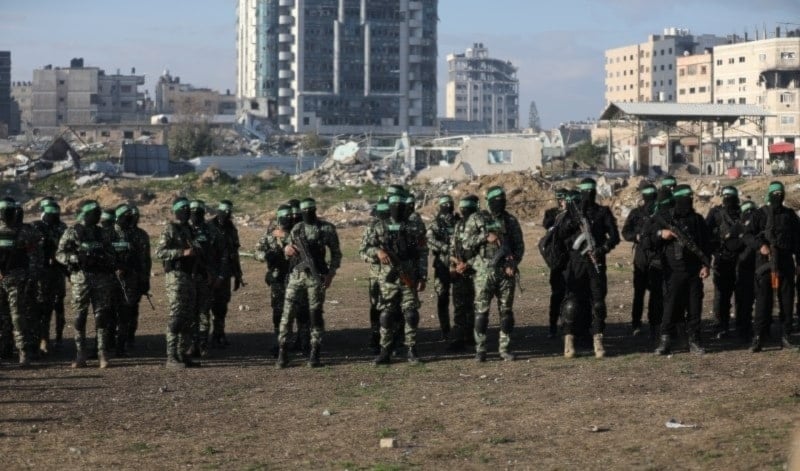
[570,141,605,166]
[167,97,217,159]
[528,101,541,132]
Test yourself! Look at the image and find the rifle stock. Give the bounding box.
[382,246,415,289]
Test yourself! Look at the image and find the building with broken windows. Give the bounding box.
[155,71,236,116]
[0,51,11,137]
[236,0,438,135]
[30,58,146,136]
[445,43,519,134]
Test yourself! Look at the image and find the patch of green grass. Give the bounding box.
[30,171,76,197]
[202,446,222,456]
[454,444,477,459]
[487,436,513,445]
[696,449,724,463]
[378,427,398,438]
[370,464,409,471]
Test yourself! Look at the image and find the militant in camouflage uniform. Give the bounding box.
[286,198,311,352]
[461,186,525,362]
[0,198,40,365]
[447,194,479,351]
[108,204,144,357]
[56,200,117,368]
[255,204,293,356]
[362,193,428,365]
[188,200,226,357]
[127,205,152,346]
[210,200,244,347]
[427,195,459,340]
[156,198,201,368]
[276,198,341,368]
[31,200,68,353]
[360,198,390,353]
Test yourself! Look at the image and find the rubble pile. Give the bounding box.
[293,157,412,188]
[198,165,236,185]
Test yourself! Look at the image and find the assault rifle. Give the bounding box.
[765,206,779,290]
[567,200,600,273]
[488,230,524,294]
[115,271,131,304]
[293,229,322,284]
[382,245,415,289]
[653,212,714,272]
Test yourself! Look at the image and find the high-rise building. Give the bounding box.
[604,28,727,106]
[10,81,32,135]
[236,0,438,135]
[0,52,11,134]
[676,52,714,104]
[445,43,519,133]
[30,58,145,135]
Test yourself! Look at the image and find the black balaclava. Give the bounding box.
[375,198,390,221]
[767,181,785,208]
[555,188,567,209]
[300,198,317,224]
[115,204,133,229]
[389,195,407,222]
[190,200,206,226]
[660,175,677,193]
[459,195,479,220]
[276,204,292,230]
[404,195,416,219]
[82,202,102,227]
[42,203,61,225]
[721,186,739,210]
[578,178,597,210]
[130,206,140,227]
[217,200,233,225]
[486,186,506,215]
[0,199,17,226]
[641,183,657,213]
[287,199,302,227]
[172,198,190,224]
[438,195,454,217]
[14,202,23,225]
[673,184,694,216]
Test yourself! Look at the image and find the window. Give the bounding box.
[668,79,672,85]
[679,89,686,95]
[668,64,672,70]
[780,51,797,59]
[123,131,134,139]
[727,79,735,85]
[739,56,745,63]
[668,48,673,54]
[781,115,796,125]
[738,77,746,84]
[728,58,735,64]
[717,99,723,104]
[58,80,65,85]
[623,70,626,76]
[699,86,707,93]
[700,66,707,74]
[668,94,673,100]
[739,98,746,104]
[59,97,64,103]
[101,130,110,137]
[759,53,767,62]
[660,49,665,55]
[121,85,132,93]
[679,68,685,76]
[716,59,722,65]
[716,79,723,86]
[728,98,736,104]
[689,87,696,94]
[687,65,697,75]
[487,150,512,164]
[660,65,665,71]
[780,92,795,104]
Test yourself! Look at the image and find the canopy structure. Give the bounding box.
[598,102,777,176]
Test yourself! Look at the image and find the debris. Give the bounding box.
[589,425,610,433]
[68,447,82,455]
[665,418,698,429]
[322,409,332,417]
[380,438,397,449]
[158,385,169,393]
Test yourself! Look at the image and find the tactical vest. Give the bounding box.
[163,223,196,274]
[385,222,411,260]
[290,223,328,275]
[0,225,27,274]
[76,225,110,273]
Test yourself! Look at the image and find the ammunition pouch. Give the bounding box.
[164,258,194,275]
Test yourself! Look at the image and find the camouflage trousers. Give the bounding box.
[70,271,114,354]
[473,265,516,354]
[35,266,66,343]
[433,272,452,335]
[368,272,381,337]
[376,262,420,349]
[193,275,213,344]
[269,278,287,333]
[110,272,139,351]
[451,273,476,344]
[0,274,29,354]
[165,271,196,358]
[278,270,325,348]
[210,276,232,336]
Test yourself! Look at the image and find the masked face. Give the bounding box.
[769,192,784,207]
[439,203,453,217]
[1,207,15,226]
[674,197,693,216]
[390,203,407,222]
[723,195,739,209]
[43,213,60,225]
[190,209,205,225]
[117,213,133,229]
[132,213,140,227]
[83,208,101,226]
[301,208,317,224]
[488,197,506,215]
[217,211,231,224]
[175,207,190,224]
[580,190,596,210]
[377,209,390,221]
[460,206,476,220]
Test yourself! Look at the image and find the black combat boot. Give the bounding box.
[749,336,762,353]
[165,340,184,369]
[407,346,421,364]
[654,335,671,355]
[276,346,289,369]
[475,351,487,363]
[780,333,796,350]
[373,347,391,366]
[688,336,705,355]
[369,331,380,355]
[307,344,321,368]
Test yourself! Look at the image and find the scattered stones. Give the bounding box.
[322,409,332,417]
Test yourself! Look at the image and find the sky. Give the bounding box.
[1,0,798,129]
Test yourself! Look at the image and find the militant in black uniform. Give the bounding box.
[542,188,567,338]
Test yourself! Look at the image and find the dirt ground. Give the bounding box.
[2,219,800,470]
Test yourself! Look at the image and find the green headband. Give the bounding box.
[579,182,596,191]
[768,183,784,195]
[81,202,100,214]
[115,205,130,218]
[641,187,657,195]
[405,197,415,204]
[300,200,316,210]
[741,201,755,211]
[172,200,189,212]
[190,201,205,210]
[101,212,113,221]
[218,202,232,211]
[673,188,693,198]
[459,199,478,209]
[43,205,60,214]
[388,195,403,204]
[722,187,738,196]
[39,199,55,208]
[276,208,291,217]
[375,203,389,211]
[0,201,12,210]
[661,177,677,186]
[487,188,505,200]
[438,196,453,205]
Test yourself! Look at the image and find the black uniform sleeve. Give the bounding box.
[621,208,640,243]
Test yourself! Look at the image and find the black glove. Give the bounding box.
[594,245,608,258]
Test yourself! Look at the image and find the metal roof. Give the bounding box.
[599,102,775,123]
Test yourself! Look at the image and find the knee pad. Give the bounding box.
[592,301,607,316]
[310,309,324,329]
[74,315,87,332]
[475,313,489,334]
[560,297,580,324]
[379,311,393,329]
[168,316,183,334]
[500,313,514,334]
[404,309,420,329]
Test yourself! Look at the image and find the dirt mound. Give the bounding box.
[257,167,285,181]
[198,165,235,185]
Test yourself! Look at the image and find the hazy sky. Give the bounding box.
[1,0,798,128]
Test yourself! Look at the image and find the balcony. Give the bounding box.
[278,69,294,79]
[409,54,422,63]
[278,33,293,43]
[278,105,294,115]
[278,87,293,97]
[278,15,294,25]
[278,0,293,6]
[279,51,294,61]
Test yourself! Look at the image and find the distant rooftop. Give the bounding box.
[600,102,775,123]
